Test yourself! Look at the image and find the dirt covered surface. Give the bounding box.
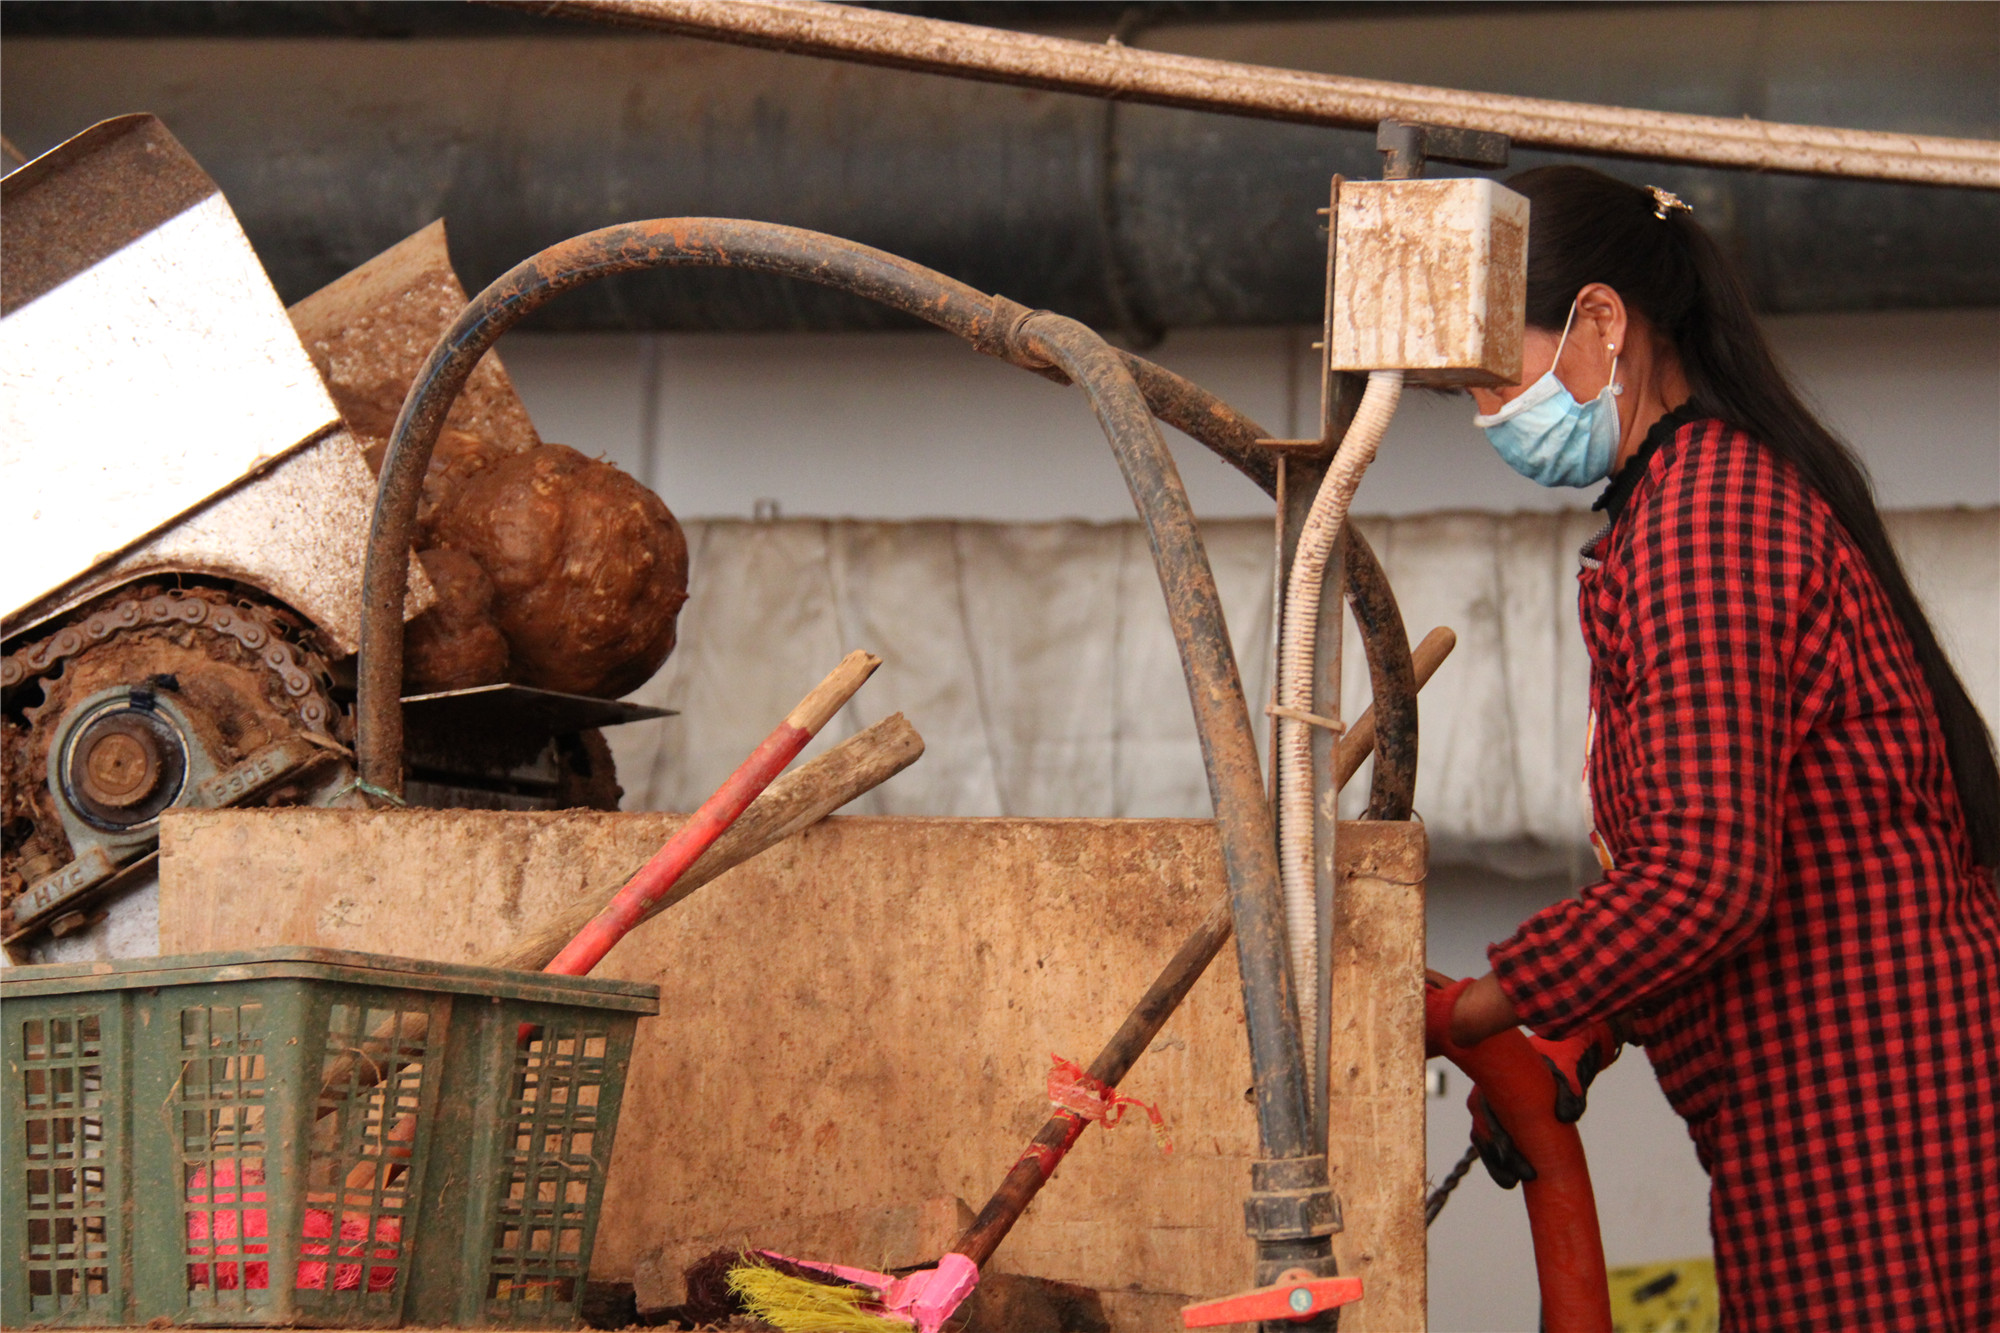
[289,219,541,454]
[159,811,1346,1328]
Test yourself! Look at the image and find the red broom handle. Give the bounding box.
[543,650,881,977]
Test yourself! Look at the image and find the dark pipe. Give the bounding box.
[1020,310,1317,1166]
[357,218,1418,820]
[356,218,1043,795]
[357,218,1328,1288]
[1117,352,1278,494]
[1341,532,1417,821]
[1115,351,1418,823]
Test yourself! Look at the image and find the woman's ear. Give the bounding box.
[1574,282,1628,357]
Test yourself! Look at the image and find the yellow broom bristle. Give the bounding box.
[726,1260,912,1333]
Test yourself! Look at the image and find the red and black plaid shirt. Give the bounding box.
[1489,416,2000,1331]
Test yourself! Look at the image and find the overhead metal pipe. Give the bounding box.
[508,0,2000,189]
[7,12,1996,330]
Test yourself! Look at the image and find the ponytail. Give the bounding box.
[1508,165,2000,869]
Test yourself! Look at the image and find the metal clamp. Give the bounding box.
[992,299,1067,378]
[1243,1156,1342,1241]
[1376,119,1512,181]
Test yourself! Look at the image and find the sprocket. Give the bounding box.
[2,584,350,924]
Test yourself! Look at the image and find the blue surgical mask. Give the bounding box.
[1474,303,1623,488]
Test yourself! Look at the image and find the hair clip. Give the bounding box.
[1648,186,1692,220]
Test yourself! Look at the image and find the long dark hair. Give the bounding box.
[1508,164,1999,869]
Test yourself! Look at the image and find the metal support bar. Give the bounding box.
[1112,352,1421,826]
[1377,118,1511,180]
[499,0,2000,188]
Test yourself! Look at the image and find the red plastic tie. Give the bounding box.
[1046,1055,1172,1152]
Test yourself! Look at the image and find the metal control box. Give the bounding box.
[1329,177,1528,387]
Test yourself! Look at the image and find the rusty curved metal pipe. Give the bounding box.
[357,224,1323,1281]
[1116,354,1278,494]
[357,218,1042,796]
[357,218,1418,819]
[1014,311,1315,1168]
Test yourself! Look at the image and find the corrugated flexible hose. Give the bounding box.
[1276,368,1403,1082]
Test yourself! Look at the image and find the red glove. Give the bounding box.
[1423,973,1475,1060]
[1468,1087,1537,1189]
[1528,1021,1623,1124]
[1430,973,1537,1189]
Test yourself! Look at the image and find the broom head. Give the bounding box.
[726,1253,913,1333]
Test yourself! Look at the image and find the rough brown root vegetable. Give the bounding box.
[358,427,508,534]
[431,442,689,698]
[403,547,510,691]
[291,221,693,702]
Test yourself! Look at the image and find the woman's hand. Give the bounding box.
[1529,1024,1624,1123]
[1426,969,1626,1122]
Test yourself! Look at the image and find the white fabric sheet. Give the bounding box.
[608,508,1998,871]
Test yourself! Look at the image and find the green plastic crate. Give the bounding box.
[2,947,657,1329]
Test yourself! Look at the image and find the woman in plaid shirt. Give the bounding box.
[1432,168,2000,1330]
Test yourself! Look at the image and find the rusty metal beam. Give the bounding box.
[498,0,2000,189]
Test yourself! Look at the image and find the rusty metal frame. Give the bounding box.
[1106,353,1420,823]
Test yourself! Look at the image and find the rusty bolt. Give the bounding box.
[76,717,165,809]
[48,911,93,938]
[63,703,187,829]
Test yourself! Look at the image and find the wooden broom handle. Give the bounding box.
[546,651,880,977]
[1337,625,1455,788]
[788,650,882,733]
[954,626,1456,1268]
[312,710,923,1111]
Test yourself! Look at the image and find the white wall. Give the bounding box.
[503,308,2000,522]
